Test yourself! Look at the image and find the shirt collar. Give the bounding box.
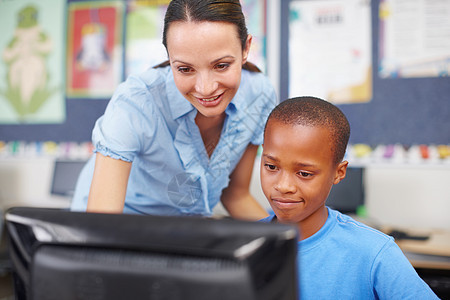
[227,70,248,114]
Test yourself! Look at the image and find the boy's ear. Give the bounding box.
[333,160,348,185]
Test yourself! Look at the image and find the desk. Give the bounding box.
[379,227,450,269]
[388,229,450,270]
[383,227,450,298]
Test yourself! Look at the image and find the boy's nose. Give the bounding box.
[275,172,297,194]
[195,72,218,96]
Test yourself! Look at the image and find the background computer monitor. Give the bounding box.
[6,207,298,300]
[326,167,365,214]
[50,160,87,197]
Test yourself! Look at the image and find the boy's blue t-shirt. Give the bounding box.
[261,207,438,299]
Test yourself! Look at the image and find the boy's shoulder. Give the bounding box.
[328,208,393,250]
[259,209,395,252]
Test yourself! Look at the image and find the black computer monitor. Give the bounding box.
[6,207,298,300]
[326,167,365,214]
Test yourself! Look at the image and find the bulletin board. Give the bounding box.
[0,99,108,142]
[280,0,450,146]
[1,0,448,145]
[0,0,115,142]
[0,0,267,143]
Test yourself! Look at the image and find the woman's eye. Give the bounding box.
[215,63,229,71]
[264,163,277,171]
[177,67,192,74]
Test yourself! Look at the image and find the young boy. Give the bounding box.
[260,97,438,299]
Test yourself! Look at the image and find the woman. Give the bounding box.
[71,0,277,220]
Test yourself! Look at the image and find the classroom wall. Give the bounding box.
[273,0,450,230]
[364,165,450,230]
[0,0,449,231]
[0,157,72,210]
[278,0,450,145]
[1,0,448,144]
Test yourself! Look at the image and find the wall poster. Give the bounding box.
[289,0,372,104]
[125,0,267,77]
[242,0,267,73]
[0,0,66,124]
[379,0,450,78]
[125,0,170,77]
[66,1,124,98]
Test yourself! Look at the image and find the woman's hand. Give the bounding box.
[87,153,132,213]
[220,144,269,220]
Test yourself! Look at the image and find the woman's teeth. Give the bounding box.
[202,95,220,102]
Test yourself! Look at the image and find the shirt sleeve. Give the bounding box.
[92,79,157,162]
[371,239,439,300]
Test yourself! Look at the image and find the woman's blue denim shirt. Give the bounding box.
[71,66,277,215]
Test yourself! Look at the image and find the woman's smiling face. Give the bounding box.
[166,21,250,118]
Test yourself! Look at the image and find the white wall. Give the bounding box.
[0,157,72,211]
[365,165,450,230]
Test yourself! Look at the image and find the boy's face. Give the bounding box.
[261,119,347,239]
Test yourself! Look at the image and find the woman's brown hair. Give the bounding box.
[154,0,261,72]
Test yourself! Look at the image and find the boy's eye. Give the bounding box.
[298,171,312,178]
[264,163,277,171]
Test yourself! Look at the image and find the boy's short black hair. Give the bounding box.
[265,96,350,165]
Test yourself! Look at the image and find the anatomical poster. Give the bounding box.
[66,1,124,98]
[0,0,66,124]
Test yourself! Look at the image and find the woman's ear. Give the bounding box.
[243,34,252,64]
[333,160,348,185]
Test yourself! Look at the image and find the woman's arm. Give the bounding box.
[87,153,132,213]
[220,144,269,220]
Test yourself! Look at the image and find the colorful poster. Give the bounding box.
[125,0,267,77]
[379,0,450,78]
[125,0,169,77]
[0,0,66,124]
[289,0,372,104]
[67,1,124,98]
[242,0,267,73]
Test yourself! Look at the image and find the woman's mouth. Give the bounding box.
[196,93,223,107]
[202,95,220,102]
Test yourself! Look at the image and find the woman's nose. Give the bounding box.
[195,72,218,96]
